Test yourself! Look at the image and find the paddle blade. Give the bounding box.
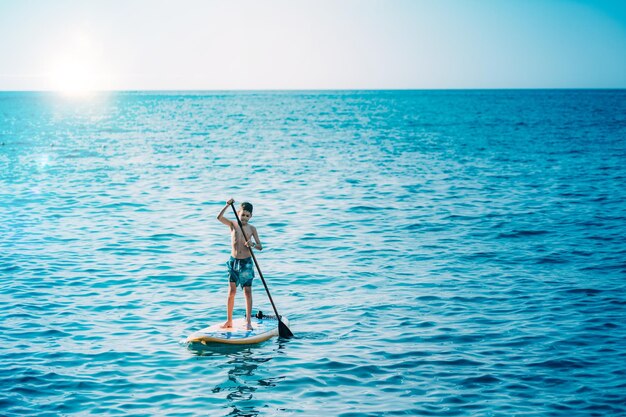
[278,319,294,338]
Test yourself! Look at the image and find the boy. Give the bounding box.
[217,198,263,330]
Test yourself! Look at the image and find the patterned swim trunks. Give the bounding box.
[227,256,255,288]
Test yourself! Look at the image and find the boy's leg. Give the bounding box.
[243,286,253,330]
[221,282,237,328]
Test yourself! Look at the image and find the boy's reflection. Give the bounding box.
[189,341,287,416]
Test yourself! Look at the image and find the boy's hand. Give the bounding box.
[226,198,235,206]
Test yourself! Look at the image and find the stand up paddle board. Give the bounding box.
[186,313,288,345]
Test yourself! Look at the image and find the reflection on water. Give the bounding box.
[187,340,289,416]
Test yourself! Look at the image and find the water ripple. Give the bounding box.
[1,90,626,415]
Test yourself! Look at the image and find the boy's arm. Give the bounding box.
[250,225,263,251]
[217,199,235,228]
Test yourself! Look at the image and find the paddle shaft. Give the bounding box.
[230,204,292,337]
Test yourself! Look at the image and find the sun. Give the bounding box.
[45,31,112,96]
[48,58,99,96]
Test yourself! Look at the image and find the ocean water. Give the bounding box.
[1,90,625,416]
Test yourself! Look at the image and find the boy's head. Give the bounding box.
[240,202,253,214]
[239,202,253,223]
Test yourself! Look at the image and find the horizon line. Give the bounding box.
[1,87,625,93]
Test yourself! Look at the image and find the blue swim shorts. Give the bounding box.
[227,256,255,288]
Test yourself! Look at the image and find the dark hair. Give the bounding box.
[240,202,253,214]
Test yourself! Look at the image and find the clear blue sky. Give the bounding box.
[0,0,625,90]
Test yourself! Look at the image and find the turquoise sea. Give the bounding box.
[1,90,625,416]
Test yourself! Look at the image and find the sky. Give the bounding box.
[0,0,625,91]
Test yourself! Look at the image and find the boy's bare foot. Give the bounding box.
[245,322,254,331]
[220,321,232,329]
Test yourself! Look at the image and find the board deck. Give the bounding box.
[186,316,287,345]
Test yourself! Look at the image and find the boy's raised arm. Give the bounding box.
[217,198,235,228]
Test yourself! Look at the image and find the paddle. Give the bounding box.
[230,202,294,338]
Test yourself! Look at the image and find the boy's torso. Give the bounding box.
[231,224,253,259]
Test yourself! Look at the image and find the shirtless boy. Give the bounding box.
[217,199,262,330]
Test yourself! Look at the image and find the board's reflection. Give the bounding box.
[188,340,289,416]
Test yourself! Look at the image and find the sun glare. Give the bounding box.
[48,58,99,96]
[45,31,113,96]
